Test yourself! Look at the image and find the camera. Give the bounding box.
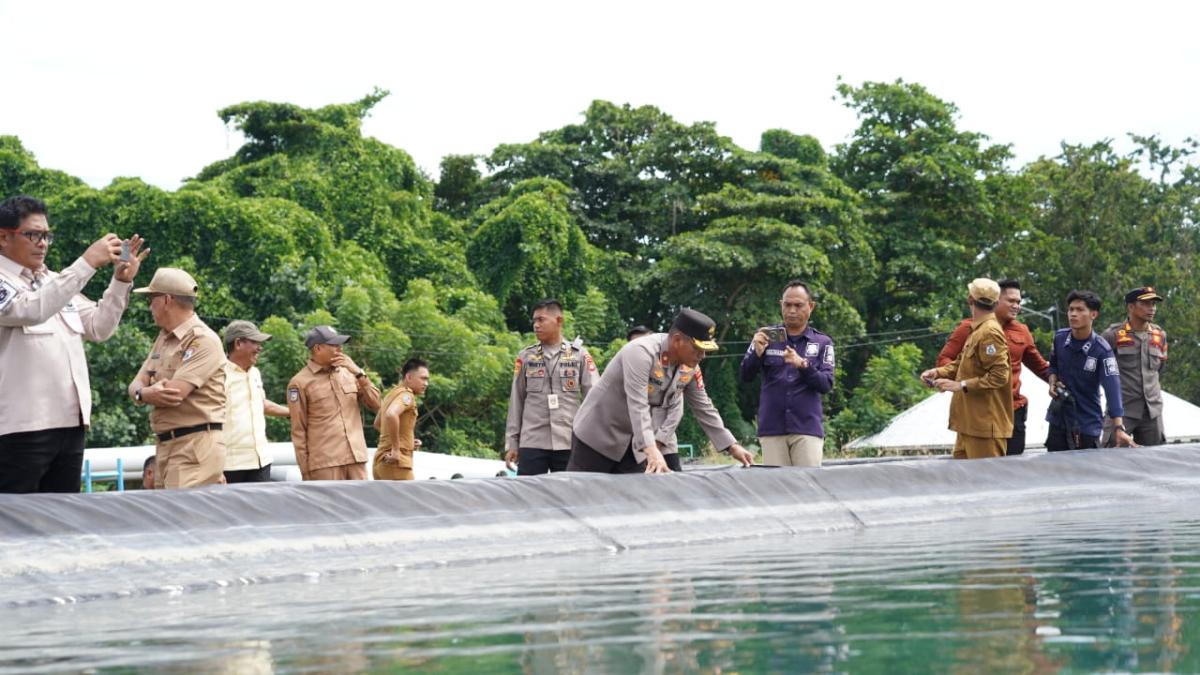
[1048,381,1072,415]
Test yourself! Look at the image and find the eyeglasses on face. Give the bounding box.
[15,231,54,245]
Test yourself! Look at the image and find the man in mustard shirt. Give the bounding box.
[921,278,1014,459]
[374,358,431,481]
[128,268,228,488]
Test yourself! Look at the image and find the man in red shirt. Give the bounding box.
[936,279,1050,455]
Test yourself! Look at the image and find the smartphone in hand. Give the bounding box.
[120,240,131,262]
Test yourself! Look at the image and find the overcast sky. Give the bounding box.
[3,0,1197,190]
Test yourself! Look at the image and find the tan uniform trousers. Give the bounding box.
[953,434,1005,460]
[760,434,824,467]
[156,429,225,489]
[374,463,414,481]
[308,463,367,481]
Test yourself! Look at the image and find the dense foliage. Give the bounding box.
[3,80,1196,455]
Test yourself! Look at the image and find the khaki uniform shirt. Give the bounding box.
[375,385,418,471]
[505,341,596,451]
[287,361,381,474]
[1101,321,1167,420]
[572,334,736,462]
[223,362,272,470]
[935,314,1014,439]
[0,255,130,436]
[137,314,227,433]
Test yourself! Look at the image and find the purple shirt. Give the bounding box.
[739,325,835,438]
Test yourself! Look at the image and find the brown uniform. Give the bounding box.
[373,385,418,481]
[137,314,227,488]
[934,314,1013,459]
[287,360,381,480]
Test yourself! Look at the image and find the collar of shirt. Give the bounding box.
[165,313,204,341]
[1063,331,1098,352]
[305,359,328,374]
[785,325,816,342]
[0,254,45,287]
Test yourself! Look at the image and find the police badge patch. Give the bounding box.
[985,344,997,356]
[0,279,16,312]
[824,345,835,366]
[288,387,300,402]
[1084,357,1097,372]
[401,393,414,406]
[805,343,820,357]
[182,348,195,362]
[1104,357,1118,377]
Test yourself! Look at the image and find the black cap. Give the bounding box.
[670,308,719,352]
[1125,286,1164,304]
[304,325,351,349]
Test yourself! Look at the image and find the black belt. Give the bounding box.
[157,423,222,442]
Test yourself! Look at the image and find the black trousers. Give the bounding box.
[516,448,570,476]
[566,435,646,473]
[1045,424,1099,452]
[224,464,273,484]
[1006,405,1028,456]
[0,425,86,494]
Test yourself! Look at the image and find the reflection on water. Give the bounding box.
[4,501,1200,673]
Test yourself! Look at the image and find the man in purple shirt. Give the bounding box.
[740,280,835,467]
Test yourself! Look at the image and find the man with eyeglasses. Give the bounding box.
[0,194,147,494]
[128,268,228,488]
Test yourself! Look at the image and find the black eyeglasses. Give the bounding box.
[16,231,54,245]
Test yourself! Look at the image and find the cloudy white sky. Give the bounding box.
[3,0,1197,190]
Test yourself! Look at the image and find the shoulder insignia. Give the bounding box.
[0,279,16,312]
[1103,356,1118,376]
[985,343,997,356]
[824,345,835,366]
[586,353,597,373]
[288,387,300,402]
[182,348,195,362]
[401,393,414,407]
[695,368,706,390]
[513,358,522,376]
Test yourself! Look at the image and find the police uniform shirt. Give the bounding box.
[505,341,597,451]
[1101,321,1167,420]
[1046,328,1124,437]
[136,314,227,433]
[0,255,131,436]
[739,324,835,438]
[287,361,382,473]
[572,333,736,462]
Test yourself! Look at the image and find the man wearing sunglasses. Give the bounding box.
[0,194,148,493]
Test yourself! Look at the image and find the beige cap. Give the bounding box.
[133,268,199,297]
[967,278,1000,308]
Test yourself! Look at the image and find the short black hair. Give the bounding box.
[143,455,155,471]
[1066,290,1102,312]
[626,325,652,341]
[532,299,563,315]
[401,358,429,376]
[998,279,1021,292]
[0,195,48,230]
[781,280,813,299]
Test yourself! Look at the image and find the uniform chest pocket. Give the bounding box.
[341,380,359,396]
[525,370,547,392]
[1116,345,1138,356]
[61,304,84,334]
[647,387,666,407]
[307,385,339,414]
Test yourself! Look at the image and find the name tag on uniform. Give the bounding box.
[547,394,560,410]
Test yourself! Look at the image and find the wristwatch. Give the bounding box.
[134,389,143,403]
[960,381,968,393]
[355,370,366,379]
